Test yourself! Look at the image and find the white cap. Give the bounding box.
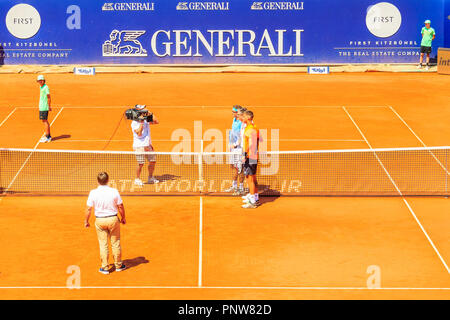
[37,75,45,81]
[135,104,146,110]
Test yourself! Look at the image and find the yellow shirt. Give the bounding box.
[243,122,259,160]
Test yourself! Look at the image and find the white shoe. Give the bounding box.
[417,64,423,69]
[224,186,237,193]
[134,178,144,186]
[39,136,47,143]
[241,193,251,200]
[147,177,159,184]
[425,66,430,71]
[242,201,260,209]
[45,136,52,143]
[243,195,260,203]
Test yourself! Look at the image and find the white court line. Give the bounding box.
[14,105,389,109]
[198,197,203,287]
[343,106,450,274]
[2,107,65,194]
[0,107,17,128]
[342,107,401,192]
[0,286,448,290]
[280,139,365,142]
[388,105,450,176]
[51,139,365,143]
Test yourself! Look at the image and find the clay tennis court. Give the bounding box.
[0,72,449,299]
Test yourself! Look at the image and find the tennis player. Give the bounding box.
[36,75,52,143]
[241,110,260,209]
[85,172,126,274]
[131,105,159,186]
[224,105,246,195]
[418,20,436,70]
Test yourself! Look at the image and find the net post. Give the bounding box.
[198,139,204,194]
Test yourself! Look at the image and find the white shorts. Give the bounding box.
[135,145,156,164]
[230,147,243,173]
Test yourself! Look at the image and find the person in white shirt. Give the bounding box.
[224,105,246,195]
[131,105,160,186]
[85,172,126,274]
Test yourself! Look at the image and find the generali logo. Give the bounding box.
[176,1,229,11]
[102,2,155,11]
[102,30,148,56]
[101,28,304,58]
[251,1,304,11]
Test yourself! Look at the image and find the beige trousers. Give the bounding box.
[95,216,122,269]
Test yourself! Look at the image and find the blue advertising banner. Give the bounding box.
[445,0,450,47]
[0,0,445,65]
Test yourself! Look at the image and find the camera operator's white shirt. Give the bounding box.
[131,120,151,149]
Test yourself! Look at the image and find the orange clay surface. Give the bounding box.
[0,72,449,299]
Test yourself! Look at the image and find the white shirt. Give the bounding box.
[131,120,151,149]
[239,122,247,149]
[87,185,123,218]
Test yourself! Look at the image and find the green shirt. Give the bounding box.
[421,27,435,47]
[39,84,50,111]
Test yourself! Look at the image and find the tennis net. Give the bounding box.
[0,146,448,196]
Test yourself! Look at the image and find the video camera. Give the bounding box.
[125,105,154,122]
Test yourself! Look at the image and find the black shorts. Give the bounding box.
[39,111,48,120]
[420,46,431,54]
[243,158,258,176]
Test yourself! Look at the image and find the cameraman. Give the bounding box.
[131,105,159,186]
